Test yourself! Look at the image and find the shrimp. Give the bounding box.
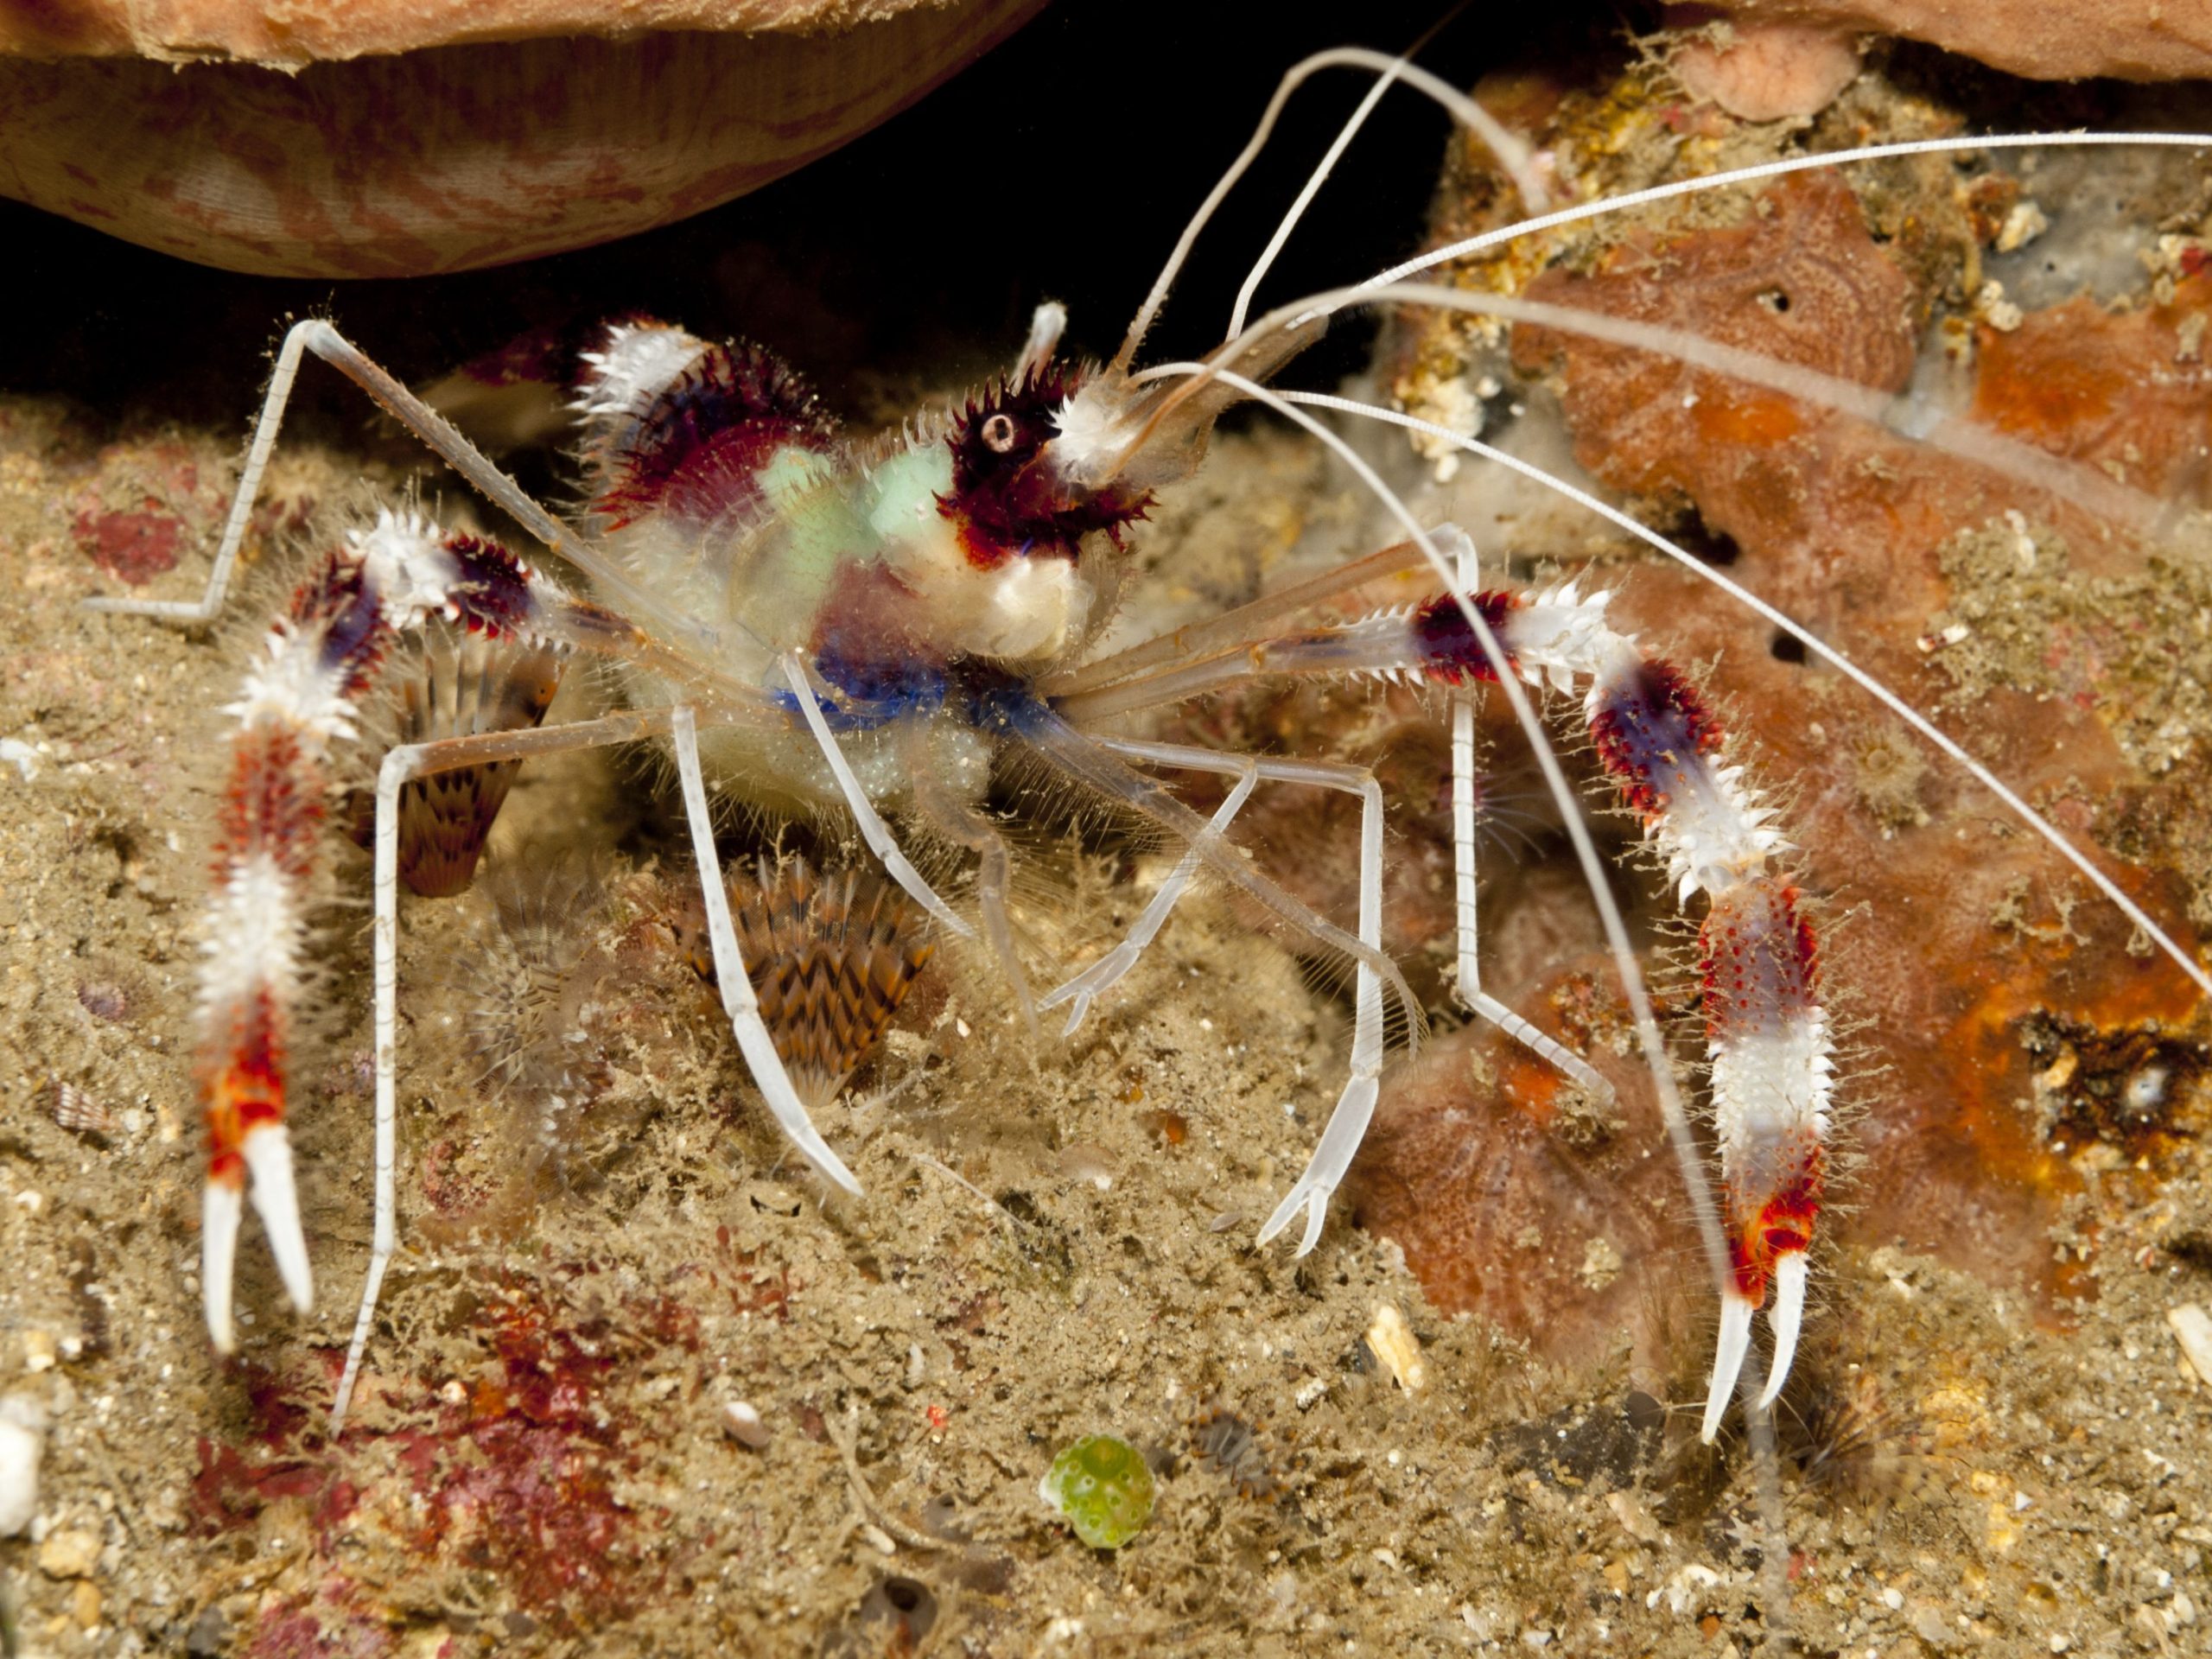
[79,23,2209,1497]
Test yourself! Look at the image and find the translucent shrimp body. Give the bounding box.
[569,317,1179,811]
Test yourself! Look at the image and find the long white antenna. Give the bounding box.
[1115,45,1545,371]
[1278,386,2212,1002]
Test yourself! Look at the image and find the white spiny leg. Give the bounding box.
[1072,737,1386,1258]
[671,705,866,1195]
[87,319,721,658]
[340,738,414,1437]
[1705,1291,1758,1443]
[1040,760,1260,1036]
[1259,755,1384,1256]
[1439,524,1613,1101]
[1757,1251,1810,1409]
[332,704,695,1433]
[781,656,976,941]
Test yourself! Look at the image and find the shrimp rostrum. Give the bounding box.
[91,48,2212,1443]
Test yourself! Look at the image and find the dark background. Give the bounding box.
[1,2,1625,428]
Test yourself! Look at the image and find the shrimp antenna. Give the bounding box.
[1335,130,2212,319]
[1125,131,2212,442]
[1224,4,1467,344]
[1191,270,2212,999]
[1274,383,2212,1005]
[1111,38,1546,375]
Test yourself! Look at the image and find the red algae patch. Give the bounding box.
[65,437,230,586]
[188,1272,696,1642]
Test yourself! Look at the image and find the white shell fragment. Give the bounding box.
[1366,1304,1427,1393]
[2167,1303,2212,1386]
[0,1395,49,1537]
[722,1399,772,1449]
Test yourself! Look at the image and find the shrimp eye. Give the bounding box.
[982,413,1019,453]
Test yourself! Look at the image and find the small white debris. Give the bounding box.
[0,1395,48,1536]
[438,1379,466,1407]
[1294,1376,1329,1411]
[1579,1235,1623,1291]
[1882,1586,1904,1610]
[859,1522,897,1556]
[1408,375,1483,483]
[22,1332,56,1374]
[1649,1562,1721,1615]
[1365,1305,1427,1392]
[1996,200,2050,253]
[722,1400,772,1449]
[1977,280,2024,333]
[0,737,37,782]
[2124,1066,2170,1116]
[2167,1303,2212,1385]
[1916,622,1972,653]
[1057,1143,1116,1192]
[905,1344,925,1389]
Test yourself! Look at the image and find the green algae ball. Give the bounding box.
[1039,1434,1155,1548]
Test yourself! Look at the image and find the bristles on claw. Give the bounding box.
[1138,563,1834,1429]
[1179,565,1833,1421]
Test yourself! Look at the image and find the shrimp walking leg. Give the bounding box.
[334,696,843,1432]
[1039,733,1391,1258]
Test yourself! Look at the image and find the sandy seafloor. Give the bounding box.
[5,11,2212,1658]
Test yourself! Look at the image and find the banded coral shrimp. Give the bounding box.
[13,6,2212,1654]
